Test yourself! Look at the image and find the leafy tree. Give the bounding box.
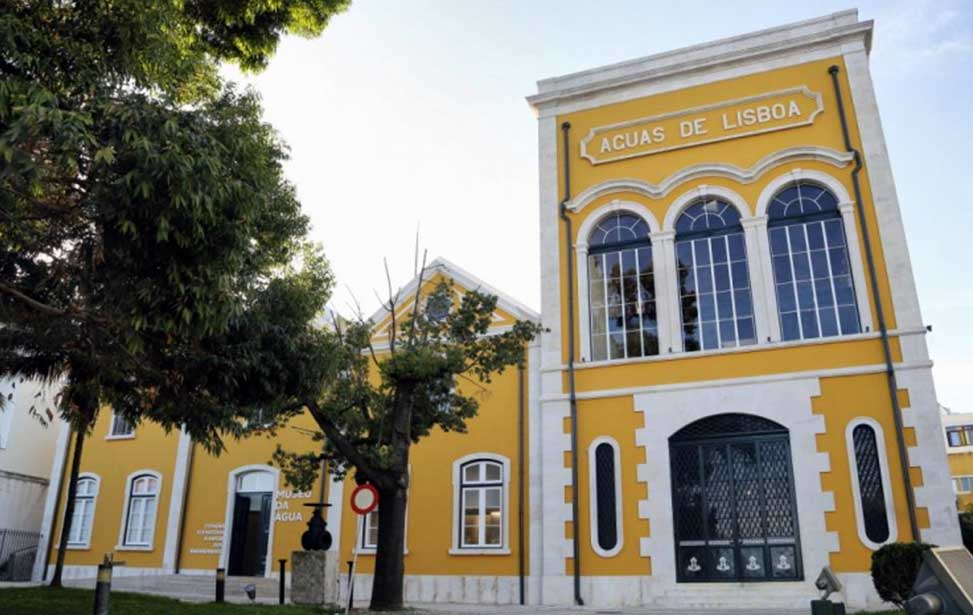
[273,266,542,610]
[0,0,346,586]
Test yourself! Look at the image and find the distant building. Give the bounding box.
[0,376,63,580]
[942,413,973,510]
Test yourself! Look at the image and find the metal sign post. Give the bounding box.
[345,484,379,615]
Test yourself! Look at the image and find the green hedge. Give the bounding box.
[870,542,934,607]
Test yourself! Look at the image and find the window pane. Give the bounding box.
[485,463,501,482]
[464,463,480,483]
[852,425,891,544]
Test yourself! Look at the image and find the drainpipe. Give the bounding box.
[828,65,920,542]
[558,120,584,606]
[517,360,526,605]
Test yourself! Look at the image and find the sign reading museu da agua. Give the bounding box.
[580,87,824,165]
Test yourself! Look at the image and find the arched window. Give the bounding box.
[122,473,160,547]
[767,183,861,341]
[589,438,622,557]
[586,212,658,361]
[847,420,896,548]
[68,475,99,547]
[458,459,504,549]
[675,199,756,351]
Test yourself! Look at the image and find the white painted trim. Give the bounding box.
[587,437,623,558]
[528,11,869,113]
[953,476,973,494]
[547,327,927,374]
[64,472,99,550]
[105,410,135,440]
[742,216,779,342]
[578,87,824,166]
[651,230,680,353]
[567,147,852,213]
[218,464,280,577]
[526,342,542,604]
[325,471,344,559]
[162,427,192,572]
[116,469,163,551]
[663,184,752,231]
[451,453,511,553]
[574,199,662,362]
[32,424,70,581]
[755,167,851,215]
[541,359,934,403]
[366,256,540,328]
[633,378,838,599]
[575,200,662,249]
[845,418,898,550]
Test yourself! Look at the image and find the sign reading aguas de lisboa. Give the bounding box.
[580,87,823,164]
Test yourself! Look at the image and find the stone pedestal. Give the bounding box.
[291,550,339,607]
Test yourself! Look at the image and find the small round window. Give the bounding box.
[426,294,450,322]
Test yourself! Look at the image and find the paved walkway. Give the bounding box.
[43,575,814,614]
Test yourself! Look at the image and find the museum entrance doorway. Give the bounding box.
[227,471,274,576]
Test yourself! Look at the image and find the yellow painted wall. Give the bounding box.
[548,56,923,578]
[813,377,925,572]
[177,412,323,573]
[51,411,179,569]
[567,395,650,576]
[554,56,900,391]
[338,359,529,577]
[948,453,973,510]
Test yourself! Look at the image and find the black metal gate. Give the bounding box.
[669,414,802,583]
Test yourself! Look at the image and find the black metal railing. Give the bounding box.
[0,529,41,581]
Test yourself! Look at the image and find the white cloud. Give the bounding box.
[872,0,973,74]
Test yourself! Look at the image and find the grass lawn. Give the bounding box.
[0,587,340,615]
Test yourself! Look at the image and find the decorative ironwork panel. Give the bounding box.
[852,424,891,543]
[594,442,619,551]
[672,413,786,441]
[670,415,802,583]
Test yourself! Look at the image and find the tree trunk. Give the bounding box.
[49,416,88,587]
[369,484,409,610]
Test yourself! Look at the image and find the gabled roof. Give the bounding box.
[365,257,540,329]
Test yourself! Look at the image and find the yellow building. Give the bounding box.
[32,10,961,611]
[943,413,973,511]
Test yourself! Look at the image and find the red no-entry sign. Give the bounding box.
[350,483,379,515]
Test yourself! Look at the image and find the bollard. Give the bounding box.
[278,559,287,605]
[346,560,354,609]
[215,567,225,603]
[92,556,113,615]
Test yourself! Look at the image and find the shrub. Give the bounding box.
[959,510,973,554]
[871,542,934,606]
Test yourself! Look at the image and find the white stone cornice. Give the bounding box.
[566,146,853,214]
[528,11,871,112]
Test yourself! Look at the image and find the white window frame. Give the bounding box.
[954,475,973,494]
[755,169,873,339]
[106,411,135,440]
[574,200,667,362]
[588,436,624,558]
[449,453,511,555]
[845,418,897,550]
[66,473,100,550]
[117,469,162,551]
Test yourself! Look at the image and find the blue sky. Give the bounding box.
[225,0,973,411]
